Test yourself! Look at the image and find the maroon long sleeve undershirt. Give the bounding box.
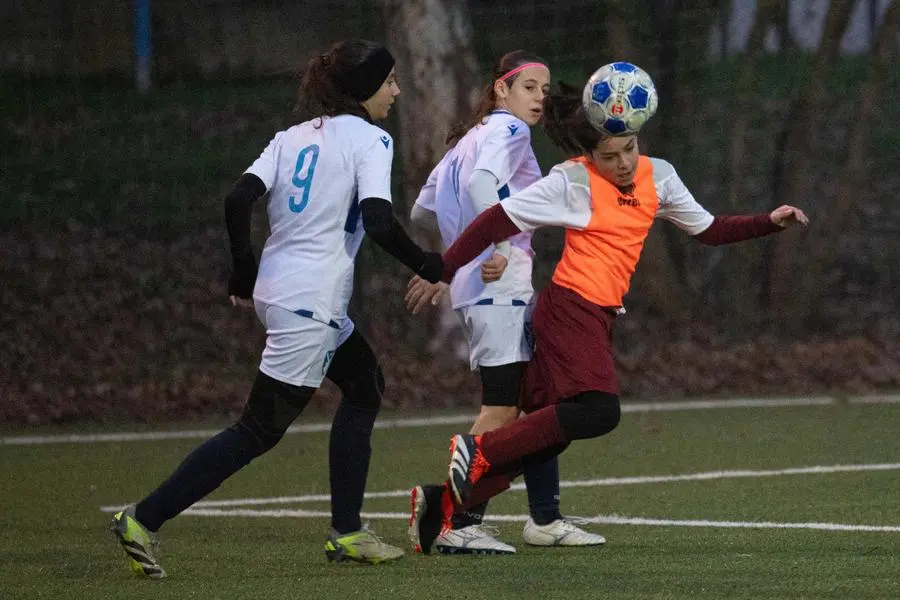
[692,214,781,245]
[441,204,522,283]
[441,209,782,283]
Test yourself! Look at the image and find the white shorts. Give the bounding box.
[254,302,355,388]
[456,303,534,371]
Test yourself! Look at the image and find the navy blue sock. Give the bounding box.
[523,455,562,526]
[135,425,262,532]
[451,502,487,529]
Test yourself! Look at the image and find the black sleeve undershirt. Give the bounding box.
[359,197,442,283]
[223,173,266,297]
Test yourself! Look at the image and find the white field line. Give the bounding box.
[176,508,900,533]
[7,394,899,446]
[99,462,900,513]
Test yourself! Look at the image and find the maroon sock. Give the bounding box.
[463,473,513,509]
[479,406,567,466]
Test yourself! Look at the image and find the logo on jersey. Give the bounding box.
[617,196,641,207]
[380,135,390,149]
[507,124,519,136]
[322,350,335,375]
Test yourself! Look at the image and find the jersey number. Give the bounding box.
[449,156,461,200]
[288,144,320,213]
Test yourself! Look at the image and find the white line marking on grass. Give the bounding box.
[10,394,900,446]
[848,395,900,405]
[577,515,900,533]
[545,462,900,490]
[176,508,900,533]
[99,462,900,513]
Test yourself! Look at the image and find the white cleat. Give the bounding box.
[522,517,607,547]
[436,524,516,555]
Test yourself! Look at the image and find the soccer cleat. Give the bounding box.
[408,483,454,555]
[522,517,607,547]
[448,434,490,505]
[324,524,404,564]
[435,524,516,555]
[109,505,166,579]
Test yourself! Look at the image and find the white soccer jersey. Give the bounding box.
[415,111,542,308]
[245,114,393,324]
[500,157,715,234]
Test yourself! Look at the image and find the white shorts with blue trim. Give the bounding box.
[253,301,355,388]
[456,300,534,371]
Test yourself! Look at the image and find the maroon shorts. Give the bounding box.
[520,281,617,412]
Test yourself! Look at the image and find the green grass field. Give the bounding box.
[2,398,898,599]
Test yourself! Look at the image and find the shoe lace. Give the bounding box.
[559,515,591,527]
[471,524,502,537]
[357,523,386,543]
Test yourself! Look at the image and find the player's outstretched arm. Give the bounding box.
[692,206,808,246]
[360,197,443,283]
[441,204,522,283]
[224,173,267,306]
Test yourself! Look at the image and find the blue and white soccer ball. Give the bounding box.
[582,62,658,136]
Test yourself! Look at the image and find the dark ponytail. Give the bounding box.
[542,82,607,157]
[445,49,549,145]
[297,39,392,124]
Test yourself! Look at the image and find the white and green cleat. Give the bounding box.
[325,524,404,565]
[110,506,166,579]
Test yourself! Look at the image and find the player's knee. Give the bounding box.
[471,405,519,434]
[557,391,620,440]
[230,415,283,455]
[337,363,384,412]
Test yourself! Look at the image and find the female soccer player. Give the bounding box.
[110,39,444,577]
[409,81,808,553]
[405,52,605,554]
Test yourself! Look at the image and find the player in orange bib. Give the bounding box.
[408,82,808,553]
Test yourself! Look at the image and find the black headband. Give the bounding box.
[333,46,395,101]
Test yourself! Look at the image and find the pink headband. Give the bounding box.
[498,62,547,81]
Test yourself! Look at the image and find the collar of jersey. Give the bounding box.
[489,109,513,116]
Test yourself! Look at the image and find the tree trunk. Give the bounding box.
[611,1,687,325]
[765,0,856,330]
[378,0,480,211]
[716,0,779,337]
[773,0,794,52]
[638,0,720,331]
[794,0,900,313]
[375,0,480,354]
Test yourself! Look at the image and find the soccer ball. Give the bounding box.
[582,62,658,136]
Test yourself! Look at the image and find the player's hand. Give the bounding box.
[770,205,809,229]
[405,275,449,315]
[228,252,258,307]
[481,253,508,283]
[230,296,254,309]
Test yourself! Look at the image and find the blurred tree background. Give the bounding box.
[1,0,898,424]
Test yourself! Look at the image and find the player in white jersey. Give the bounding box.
[405,51,604,555]
[110,40,444,577]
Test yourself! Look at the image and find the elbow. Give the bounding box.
[360,197,395,239]
[362,218,392,239]
[692,231,716,246]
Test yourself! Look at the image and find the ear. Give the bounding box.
[493,78,510,100]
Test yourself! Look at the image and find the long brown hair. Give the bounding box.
[297,39,385,124]
[542,82,608,157]
[445,50,549,145]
